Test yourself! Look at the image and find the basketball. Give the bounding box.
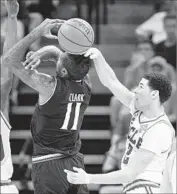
[58,18,94,55]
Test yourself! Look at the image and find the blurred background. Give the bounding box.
[1,0,176,194]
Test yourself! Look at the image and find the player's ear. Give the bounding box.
[61,67,69,78]
[151,90,159,99]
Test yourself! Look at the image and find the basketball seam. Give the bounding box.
[59,43,88,54]
[60,29,91,47]
[65,23,93,44]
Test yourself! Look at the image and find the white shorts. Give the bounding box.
[123,179,160,194]
[1,183,19,194]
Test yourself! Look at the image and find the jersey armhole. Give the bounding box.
[84,74,92,90]
[39,77,57,106]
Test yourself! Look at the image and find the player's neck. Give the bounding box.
[142,104,164,119]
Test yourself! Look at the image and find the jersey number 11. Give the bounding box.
[60,102,81,130]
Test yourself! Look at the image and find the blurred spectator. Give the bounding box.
[135,0,177,44]
[124,40,155,90]
[99,137,126,194]
[18,0,30,35]
[102,133,126,173]
[26,0,60,19]
[22,0,60,50]
[18,0,44,51]
[18,137,33,190]
[1,0,24,41]
[155,14,176,69]
[1,1,25,105]
[86,0,96,24]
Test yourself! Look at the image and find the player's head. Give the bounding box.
[163,14,176,39]
[56,52,91,80]
[136,40,155,61]
[134,73,172,110]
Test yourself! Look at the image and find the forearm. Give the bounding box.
[37,46,62,63]
[1,14,18,115]
[1,15,18,85]
[93,55,118,87]
[88,169,132,185]
[93,54,133,107]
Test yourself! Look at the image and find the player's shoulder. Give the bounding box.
[149,115,174,135]
[152,114,173,129]
[142,114,174,137]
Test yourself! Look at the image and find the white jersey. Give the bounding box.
[0,111,13,181]
[121,99,175,185]
[160,142,176,193]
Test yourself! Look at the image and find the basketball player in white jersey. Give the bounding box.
[64,48,175,193]
[1,0,19,193]
[160,137,176,193]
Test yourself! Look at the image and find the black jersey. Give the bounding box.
[30,77,91,156]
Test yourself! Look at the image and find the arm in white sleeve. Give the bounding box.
[92,51,134,108]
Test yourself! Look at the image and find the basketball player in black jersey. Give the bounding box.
[3,19,91,194]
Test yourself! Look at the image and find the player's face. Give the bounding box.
[134,78,154,110]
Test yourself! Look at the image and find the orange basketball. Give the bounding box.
[58,18,94,55]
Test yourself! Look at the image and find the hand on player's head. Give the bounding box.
[64,167,90,184]
[84,48,101,59]
[38,18,65,39]
[5,0,19,17]
[23,51,41,70]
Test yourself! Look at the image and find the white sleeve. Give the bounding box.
[141,123,173,155]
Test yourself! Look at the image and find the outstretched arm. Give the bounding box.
[1,0,19,118]
[23,45,63,70]
[2,19,64,96]
[84,48,134,108]
[65,148,155,185]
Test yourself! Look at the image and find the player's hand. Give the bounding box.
[84,48,102,59]
[37,18,65,39]
[5,0,19,17]
[23,51,41,70]
[64,167,90,184]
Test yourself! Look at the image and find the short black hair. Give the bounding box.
[62,53,91,80]
[143,73,172,104]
